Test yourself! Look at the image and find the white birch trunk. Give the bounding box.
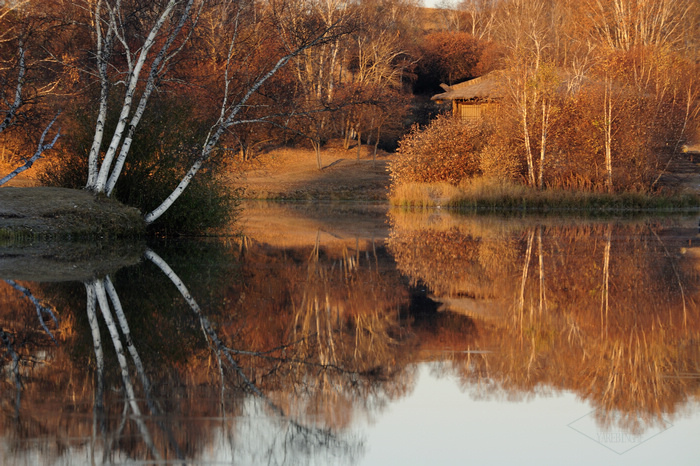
[0,40,25,134]
[144,39,318,224]
[518,229,535,336]
[604,77,613,192]
[104,0,196,195]
[94,278,162,461]
[144,248,272,401]
[0,114,60,186]
[538,99,550,189]
[93,0,179,193]
[600,226,611,336]
[104,276,152,396]
[85,282,105,407]
[86,0,113,189]
[5,279,58,341]
[522,91,535,186]
[537,227,546,315]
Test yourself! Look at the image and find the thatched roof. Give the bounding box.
[431,71,506,103]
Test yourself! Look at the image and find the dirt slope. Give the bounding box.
[230,142,394,201]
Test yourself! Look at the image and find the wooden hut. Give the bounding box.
[431,71,504,121]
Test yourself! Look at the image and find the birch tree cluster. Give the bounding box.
[0,0,419,230]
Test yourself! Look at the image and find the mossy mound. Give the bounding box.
[0,187,145,240]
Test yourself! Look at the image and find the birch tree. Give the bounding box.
[73,0,351,224]
[83,0,201,195]
[277,0,354,170]
[145,0,352,222]
[343,0,412,160]
[457,0,499,40]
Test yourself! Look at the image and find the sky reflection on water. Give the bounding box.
[360,364,700,466]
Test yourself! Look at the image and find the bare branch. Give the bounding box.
[0,112,60,186]
[4,280,59,343]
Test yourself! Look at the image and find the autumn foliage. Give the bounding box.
[1,0,698,202]
[391,0,700,194]
[390,114,486,186]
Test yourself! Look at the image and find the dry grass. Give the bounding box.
[233,142,393,201]
[389,182,463,207]
[1,141,394,201]
[390,177,700,213]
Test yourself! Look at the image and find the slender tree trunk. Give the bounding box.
[521,90,536,186]
[373,124,382,164]
[0,115,60,187]
[604,77,614,192]
[518,229,535,337]
[86,0,112,189]
[144,32,328,224]
[104,277,152,397]
[343,117,352,149]
[5,279,58,341]
[85,281,107,460]
[538,99,550,189]
[601,226,611,336]
[94,278,162,461]
[0,40,25,134]
[313,139,323,170]
[85,282,104,411]
[105,0,196,196]
[537,226,546,315]
[101,1,178,186]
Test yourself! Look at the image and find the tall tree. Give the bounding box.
[276,0,356,169]
[146,0,354,221]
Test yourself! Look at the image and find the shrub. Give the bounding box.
[389,114,485,190]
[40,96,237,235]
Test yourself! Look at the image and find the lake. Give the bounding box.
[1,201,699,465]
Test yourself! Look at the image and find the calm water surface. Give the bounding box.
[1,202,699,465]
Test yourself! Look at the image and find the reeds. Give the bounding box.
[389,182,464,207]
[390,178,700,214]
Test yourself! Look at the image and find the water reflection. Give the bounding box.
[1,206,699,464]
[387,211,700,434]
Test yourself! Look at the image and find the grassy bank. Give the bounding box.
[0,187,146,240]
[390,179,700,214]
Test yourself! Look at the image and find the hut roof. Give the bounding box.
[431,71,506,103]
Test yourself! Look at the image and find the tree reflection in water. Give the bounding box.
[1,212,700,463]
[388,211,700,434]
[1,237,409,464]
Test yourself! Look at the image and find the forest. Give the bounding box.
[1,0,699,228]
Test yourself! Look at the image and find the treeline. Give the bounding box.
[0,0,446,170]
[0,0,432,230]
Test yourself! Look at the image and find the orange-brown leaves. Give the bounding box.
[390,114,485,189]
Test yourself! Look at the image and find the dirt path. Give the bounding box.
[230,143,394,201]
